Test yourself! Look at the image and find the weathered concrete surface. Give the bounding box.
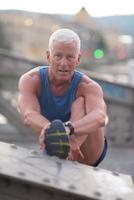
[16,142,134,184]
[100,146,134,182]
[0,142,134,200]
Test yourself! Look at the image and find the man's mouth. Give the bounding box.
[58,69,68,73]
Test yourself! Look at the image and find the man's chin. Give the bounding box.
[58,75,71,82]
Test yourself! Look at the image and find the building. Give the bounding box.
[0,8,111,68]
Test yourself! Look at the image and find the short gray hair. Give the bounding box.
[48,28,81,52]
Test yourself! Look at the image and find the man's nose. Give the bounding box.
[61,57,68,66]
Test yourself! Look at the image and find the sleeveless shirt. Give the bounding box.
[38,66,84,122]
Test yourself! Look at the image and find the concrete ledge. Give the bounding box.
[0,142,133,200]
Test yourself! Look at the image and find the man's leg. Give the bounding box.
[70,97,106,166]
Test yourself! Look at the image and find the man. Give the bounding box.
[18,28,107,166]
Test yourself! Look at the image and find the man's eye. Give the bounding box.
[68,56,74,60]
[55,55,61,58]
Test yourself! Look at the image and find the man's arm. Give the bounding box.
[73,80,106,136]
[18,72,50,134]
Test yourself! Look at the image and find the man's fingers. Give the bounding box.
[40,143,45,150]
[39,128,46,149]
[78,148,84,159]
[67,150,75,160]
[67,146,84,161]
[39,133,44,144]
[74,147,84,160]
[69,134,85,160]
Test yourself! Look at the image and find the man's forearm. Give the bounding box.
[73,110,105,136]
[23,110,50,134]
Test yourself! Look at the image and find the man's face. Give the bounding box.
[46,41,81,82]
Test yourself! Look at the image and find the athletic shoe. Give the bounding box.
[45,119,70,159]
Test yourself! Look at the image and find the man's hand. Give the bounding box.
[39,123,50,150]
[67,134,85,161]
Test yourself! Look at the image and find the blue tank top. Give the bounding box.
[38,66,84,122]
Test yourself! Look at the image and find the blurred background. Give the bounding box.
[0,0,134,181]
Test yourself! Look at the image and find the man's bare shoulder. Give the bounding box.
[20,66,40,80]
[77,74,103,96]
[18,67,41,94]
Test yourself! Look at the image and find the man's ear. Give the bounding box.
[77,53,81,65]
[46,50,50,63]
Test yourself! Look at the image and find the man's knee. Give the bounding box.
[71,96,85,110]
[70,97,85,121]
